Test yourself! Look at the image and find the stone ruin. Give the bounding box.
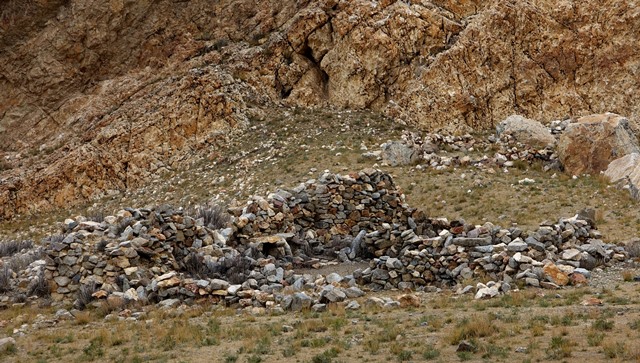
[0,168,631,311]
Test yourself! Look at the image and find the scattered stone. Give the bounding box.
[290,292,312,312]
[345,300,361,310]
[0,337,16,350]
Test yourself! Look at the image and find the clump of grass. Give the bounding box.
[545,335,574,359]
[586,330,604,346]
[311,347,339,363]
[591,318,614,331]
[82,336,105,360]
[621,270,634,282]
[603,341,626,358]
[422,344,440,360]
[447,316,496,345]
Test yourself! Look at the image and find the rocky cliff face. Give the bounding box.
[1,0,640,220]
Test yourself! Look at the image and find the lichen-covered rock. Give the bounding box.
[496,115,555,149]
[558,113,640,176]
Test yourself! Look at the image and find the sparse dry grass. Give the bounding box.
[0,281,638,363]
[1,109,640,363]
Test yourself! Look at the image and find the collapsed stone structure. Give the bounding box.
[7,169,622,311]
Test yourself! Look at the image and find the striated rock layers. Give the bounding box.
[2,0,640,219]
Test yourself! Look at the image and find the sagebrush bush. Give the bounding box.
[0,266,12,293]
[76,281,98,310]
[27,272,50,298]
[189,205,231,230]
[0,239,33,257]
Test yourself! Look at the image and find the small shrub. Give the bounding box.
[587,330,604,347]
[7,248,43,272]
[0,266,12,293]
[76,281,98,310]
[447,317,496,345]
[603,341,626,358]
[422,344,440,360]
[621,270,634,282]
[545,335,573,359]
[282,346,296,357]
[0,239,33,257]
[190,205,231,230]
[27,272,50,297]
[82,336,105,360]
[312,348,339,363]
[591,318,614,331]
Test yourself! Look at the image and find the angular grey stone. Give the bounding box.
[451,237,492,247]
[325,272,343,284]
[507,238,528,252]
[573,268,592,278]
[371,268,390,281]
[290,292,312,311]
[346,300,361,310]
[525,237,545,252]
[381,141,420,166]
[385,257,403,270]
[345,286,365,298]
[209,279,230,290]
[525,278,540,287]
[321,285,346,303]
[312,303,327,312]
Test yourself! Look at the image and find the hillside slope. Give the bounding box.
[1,0,639,220]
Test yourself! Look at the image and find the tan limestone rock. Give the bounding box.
[496,115,556,149]
[604,152,640,200]
[542,263,569,286]
[558,113,640,176]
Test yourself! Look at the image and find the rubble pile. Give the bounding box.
[0,168,632,311]
[357,210,628,291]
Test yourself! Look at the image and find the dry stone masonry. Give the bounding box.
[0,168,628,311]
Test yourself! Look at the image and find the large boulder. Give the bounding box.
[381,141,421,166]
[558,113,640,175]
[496,115,555,149]
[604,153,640,200]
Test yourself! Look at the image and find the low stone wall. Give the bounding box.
[37,169,627,309]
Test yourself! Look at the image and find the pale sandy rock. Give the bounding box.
[558,113,640,176]
[604,153,640,200]
[496,115,555,148]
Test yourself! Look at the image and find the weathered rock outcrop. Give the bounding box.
[558,113,640,175]
[605,153,640,200]
[2,0,640,219]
